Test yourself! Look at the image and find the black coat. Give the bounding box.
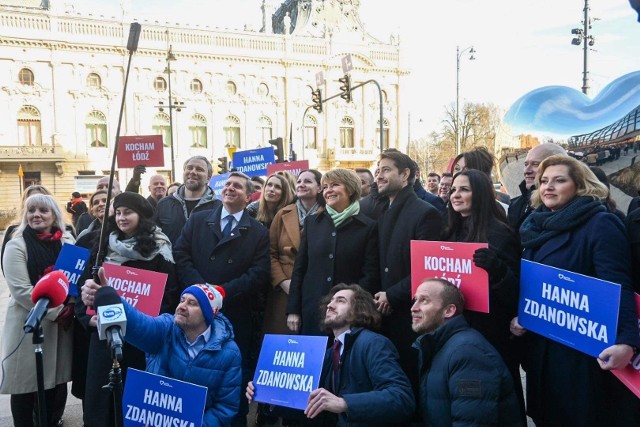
[371,185,444,387]
[286,211,379,336]
[507,180,534,231]
[626,208,640,293]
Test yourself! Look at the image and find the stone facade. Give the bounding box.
[0,0,405,213]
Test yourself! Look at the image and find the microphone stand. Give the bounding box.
[92,22,141,427]
[32,322,48,427]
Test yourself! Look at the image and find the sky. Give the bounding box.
[81,0,640,138]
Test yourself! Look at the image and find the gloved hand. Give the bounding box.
[132,164,147,180]
[473,248,507,282]
[56,303,75,330]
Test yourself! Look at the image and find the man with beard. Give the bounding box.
[368,150,443,415]
[412,279,522,426]
[247,283,415,426]
[155,156,221,244]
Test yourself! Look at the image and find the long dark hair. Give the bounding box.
[444,169,508,242]
[99,214,158,258]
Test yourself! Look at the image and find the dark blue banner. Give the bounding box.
[253,334,328,410]
[122,368,207,427]
[519,260,621,358]
[54,243,90,297]
[232,147,275,177]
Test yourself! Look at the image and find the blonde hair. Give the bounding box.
[275,170,297,193]
[530,155,608,209]
[321,169,362,203]
[13,194,67,238]
[256,174,295,225]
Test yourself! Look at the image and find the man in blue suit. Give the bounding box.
[173,171,270,427]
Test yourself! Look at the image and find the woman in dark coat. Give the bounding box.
[442,169,524,416]
[287,169,379,336]
[75,192,178,427]
[512,155,640,426]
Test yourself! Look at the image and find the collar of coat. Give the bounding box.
[413,315,469,371]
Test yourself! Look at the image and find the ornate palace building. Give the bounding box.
[0,0,406,211]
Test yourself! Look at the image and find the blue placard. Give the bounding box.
[122,368,207,427]
[232,147,275,177]
[208,173,230,201]
[54,243,90,297]
[518,259,621,358]
[253,334,328,410]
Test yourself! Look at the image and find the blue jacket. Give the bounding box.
[318,327,415,426]
[123,304,242,427]
[414,315,523,427]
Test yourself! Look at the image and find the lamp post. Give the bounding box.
[571,0,596,95]
[456,45,475,155]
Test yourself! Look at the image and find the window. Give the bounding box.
[17,105,42,146]
[87,73,101,89]
[340,117,355,149]
[226,81,237,96]
[258,82,269,97]
[86,111,108,148]
[190,79,203,94]
[19,68,34,86]
[154,76,167,92]
[376,118,390,150]
[381,89,388,103]
[23,172,41,190]
[258,116,272,145]
[304,115,318,149]
[152,113,171,147]
[224,115,241,148]
[190,114,208,148]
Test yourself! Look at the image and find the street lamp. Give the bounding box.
[456,45,475,155]
[570,0,597,95]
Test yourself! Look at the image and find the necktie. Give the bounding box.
[332,340,342,391]
[222,217,234,237]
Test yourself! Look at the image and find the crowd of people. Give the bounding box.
[1,144,639,427]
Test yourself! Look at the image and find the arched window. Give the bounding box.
[18,105,41,146]
[152,113,171,147]
[304,115,318,149]
[191,79,203,94]
[190,113,208,148]
[86,111,108,148]
[224,115,241,148]
[258,83,269,97]
[258,115,272,144]
[340,117,355,149]
[226,81,237,96]
[154,76,167,92]
[87,73,101,89]
[19,68,34,86]
[376,118,390,150]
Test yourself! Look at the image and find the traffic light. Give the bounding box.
[269,138,285,163]
[339,74,351,103]
[217,156,228,174]
[311,88,323,113]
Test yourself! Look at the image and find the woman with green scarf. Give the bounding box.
[287,169,379,336]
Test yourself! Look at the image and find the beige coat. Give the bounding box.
[0,233,75,394]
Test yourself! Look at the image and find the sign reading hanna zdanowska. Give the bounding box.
[209,173,230,201]
[123,368,207,427]
[232,147,276,177]
[54,243,90,297]
[410,241,489,313]
[117,135,164,168]
[253,335,328,410]
[518,260,620,358]
[102,263,168,316]
[611,293,640,398]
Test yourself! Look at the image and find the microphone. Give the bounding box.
[95,286,127,361]
[23,271,69,333]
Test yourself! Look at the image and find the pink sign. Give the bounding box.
[102,262,168,316]
[611,293,640,398]
[266,160,309,177]
[410,240,489,313]
[117,135,165,168]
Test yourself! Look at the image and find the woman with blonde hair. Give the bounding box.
[512,155,640,425]
[0,194,75,426]
[254,173,295,228]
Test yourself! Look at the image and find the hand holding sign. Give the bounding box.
[473,248,507,282]
[598,344,635,371]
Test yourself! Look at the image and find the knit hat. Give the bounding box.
[181,284,225,326]
[113,191,153,219]
[72,191,82,199]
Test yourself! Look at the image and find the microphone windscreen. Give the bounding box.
[94,286,122,308]
[31,270,69,307]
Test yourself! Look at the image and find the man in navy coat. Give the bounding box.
[173,171,270,427]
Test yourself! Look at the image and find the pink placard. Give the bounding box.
[117,135,165,168]
[611,293,640,398]
[102,262,168,316]
[266,160,310,177]
[410,240,489,313]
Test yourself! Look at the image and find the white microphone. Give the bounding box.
[95,286,127,360]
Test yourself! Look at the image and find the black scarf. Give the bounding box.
[22,226,63,286]
[520,196,605,250]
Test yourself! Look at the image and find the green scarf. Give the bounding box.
[326,201,360,229]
